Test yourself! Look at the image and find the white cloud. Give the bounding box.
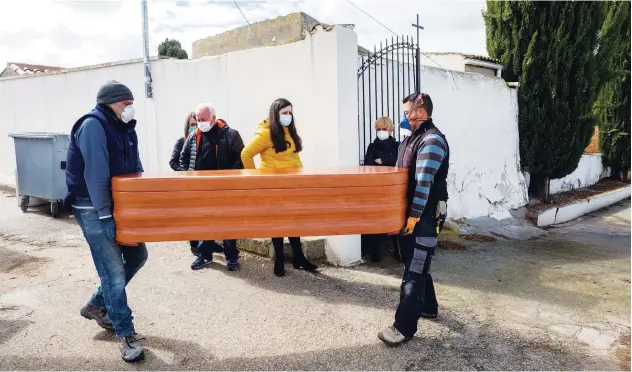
[0,0,487,69]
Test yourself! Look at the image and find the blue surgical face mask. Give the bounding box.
[400,112,411,131]
[188,126,196,135]
[279,114,293,127]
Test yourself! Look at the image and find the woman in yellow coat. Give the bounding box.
[241,98,318,277]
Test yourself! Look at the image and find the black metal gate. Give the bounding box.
[357,36,420,165]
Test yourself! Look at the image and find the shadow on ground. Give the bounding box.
[351,223,631,312]
[0,309,616,370]
[14,195,631,315]
[22,205,77,226]
[194,256,401,312]
[201,223,630,314]
[0,318,32,347]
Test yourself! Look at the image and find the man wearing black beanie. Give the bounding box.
[65,80,146,363]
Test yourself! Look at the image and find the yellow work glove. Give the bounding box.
[400,216,420,235]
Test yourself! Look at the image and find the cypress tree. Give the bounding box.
[484,1,604,201]
[594,1,631,180]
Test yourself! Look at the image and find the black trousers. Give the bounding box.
[361,234,399,259]
[271,237,302,261]
[198,240,239,261]
[393,214,439,338]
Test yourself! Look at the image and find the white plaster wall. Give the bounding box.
[0,27,358,186]
[357,59,528,220]
[0,26,361,265]
[550,154,604,195]
[1,37,529,224]
[0,61,153,187]
[420,54,466,72]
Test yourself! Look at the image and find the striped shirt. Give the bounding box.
[410,133,448,218]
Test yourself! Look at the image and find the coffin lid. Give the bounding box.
[112,166,407,192]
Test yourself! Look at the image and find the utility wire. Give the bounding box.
[345,0,398,36]
[345,0,459,89]
[233,0,264,47]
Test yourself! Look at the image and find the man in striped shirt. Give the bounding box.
[378,92,450,347]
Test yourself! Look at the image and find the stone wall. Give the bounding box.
[192,12,321,58]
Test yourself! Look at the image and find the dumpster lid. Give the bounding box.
[9,132,69,140]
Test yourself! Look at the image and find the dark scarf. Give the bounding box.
[373,136,398,150]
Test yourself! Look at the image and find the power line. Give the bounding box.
[345,0,398,36]
[345,0,459,89]
[233,1,264,47]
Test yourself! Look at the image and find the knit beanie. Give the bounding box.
[96,80,134,104]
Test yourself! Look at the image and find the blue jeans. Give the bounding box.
[74,208,148,338]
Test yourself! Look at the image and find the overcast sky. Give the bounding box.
[0,0,488,69]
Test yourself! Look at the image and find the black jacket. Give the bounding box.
[179,122,245,171]
[364,136,399,166]
[169,137,186,171]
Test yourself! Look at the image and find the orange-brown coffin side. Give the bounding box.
[112,167,407,244]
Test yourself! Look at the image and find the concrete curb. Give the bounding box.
[536,185,631,227]
[237,237,326,262]
[0,182,327,262]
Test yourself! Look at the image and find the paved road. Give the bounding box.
[0,193,629,370]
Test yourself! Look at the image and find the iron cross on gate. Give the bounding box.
[411,14,424,45]
[411,14,423,93]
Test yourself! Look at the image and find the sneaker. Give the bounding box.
[80,304,114,331]
[226,258,239,271]
[377,326,412,347]
[117,335,145,363]
[191,255,212,270]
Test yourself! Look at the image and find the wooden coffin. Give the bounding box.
[112,166,407,245]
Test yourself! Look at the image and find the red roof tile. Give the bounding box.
[1,62,65,77]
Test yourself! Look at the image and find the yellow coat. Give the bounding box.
[241,120,303,169]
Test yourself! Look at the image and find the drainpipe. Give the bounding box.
[141,0,153,98]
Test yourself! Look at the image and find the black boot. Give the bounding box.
[290,237,318,272]
[271,238,285,277]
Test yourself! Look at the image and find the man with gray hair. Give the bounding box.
[65,81,146,362]
[179,103,245,270]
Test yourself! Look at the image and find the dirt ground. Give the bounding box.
[0,192,630,370]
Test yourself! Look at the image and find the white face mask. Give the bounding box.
[120,105,135,123]
[279,114,292,127]
[376,130,389,141]
[197,121,212,132]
